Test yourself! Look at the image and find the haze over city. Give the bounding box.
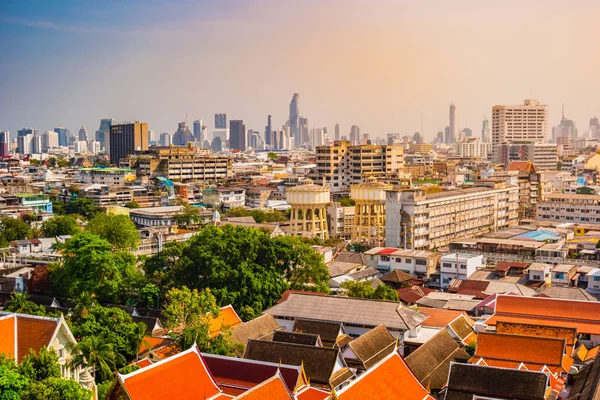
[1,0,599,139]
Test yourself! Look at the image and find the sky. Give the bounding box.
[1,0,599,141]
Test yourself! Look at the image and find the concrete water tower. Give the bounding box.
[286,179,330,239]
[351,176,392,246]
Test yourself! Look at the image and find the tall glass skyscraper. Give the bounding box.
[289,93,299,147]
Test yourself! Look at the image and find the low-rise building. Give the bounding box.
[364,247,440,279]
[327,202,355,240]
[551,264,578,287]
[203,187,246,210]
[79,167,136,185]
[537,193,600,225]
[439,253,483,289]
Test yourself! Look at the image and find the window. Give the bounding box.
[415,259,427,265]
[533,274,541,280]
[594,276,600,282]
[554,273,564,279]
[460,264,467,270]
[442,263,452,268]
[380,256,390,262]
[405,259,412,264]
[370,255,374,260]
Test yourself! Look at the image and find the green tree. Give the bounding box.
[137,283,160,308]
[23,377,91,400]
[0,217,32,247]
[4,292,49,316]
[19,347,61,382]
[226,207,288,223]
[174,204,202,229]
[68,336,124,381]
[41,215,81,237]
[48,157,57,168]
[68,305,146,367]
[146,225,329,320]
[124,201,141,209]
[338,197,355,207]
[341,280,374,299]
[51,201,66,216]
[162,287,219,331]
[0,356,29,400]
[66,198,99,219]
[87,213,140,250]
[267,151,279,160]
[50,232,141,303]
[372,284,399,301]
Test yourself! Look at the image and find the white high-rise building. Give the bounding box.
[335,123,341,141]
[41,130,59,151]
[74,141,88,153]
[492,99,548,163]
[456,138,492,159]
[449,103,457,144]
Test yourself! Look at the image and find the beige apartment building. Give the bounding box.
[327,202,355,240]
[537,193,600,225]
[492,99,548,163]
[309,140,404,192]
[386,181,519,250]
[129,145,231,182]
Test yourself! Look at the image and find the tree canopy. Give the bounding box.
[145,224,329,320]
[338,197,355,207]
[341,280,399,301]
[0,217,32,247]
[41,215,81,237]
[50,232,142,303]
[65,198,99,220]
[87,213,140,250]
[225,207,288,223]
[4,291,52,316]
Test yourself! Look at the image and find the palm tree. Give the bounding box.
[68,337,125,381]
[5,291,30,312]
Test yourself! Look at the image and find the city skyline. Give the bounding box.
[1,0,599,140]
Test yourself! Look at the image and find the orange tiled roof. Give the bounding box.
[210,305,243,338]
[0,314,15,358]
[235,373,293,399]
[16,315,59,361]
[138,336,174,355]
[471,332,573,374]
[120,345,221,400]
[419,308,467,328]
[336,352,434,400]
[295,386,331,400]
[487,295,600,335]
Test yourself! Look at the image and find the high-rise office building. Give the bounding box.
[78,126,88,141]
[215,113,227,129]
[289,93,300,147]
[350,125,360,145]
[482,118,490,142]
[492,99,548,163]
[172,122,193,146]
[18,128,37,137]
[109,122,149,165]
[17,134,33,155]
[590,117,600,139]
[265,115,272,146]
[449,103,457,144]
[41,130,58,150]
[54,127,69,147]
[95,119,115,150]
[160,132,172,146]
[412,132,423,144]
[335,123,341,141]
[148,130,156,143]
[552,106,577,145]
[0,131,9,157]
[229,120,246,151]
[193,120,203,142]
[299,117,309,145]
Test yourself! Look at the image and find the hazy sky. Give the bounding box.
[1,0,599,141]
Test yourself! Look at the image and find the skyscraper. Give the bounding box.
[265,115,272,146]
[41,130,58,150]
[289,93,300,147]
[350,125,360,145]
[54,127,69,147]
[0,131,9,157]
[18,128,37,137]
[492,99,548,163]
[95,119,115,150]
[552,105,577,144]
[109,122,149,165]
[449,103,457,144]
[229,120,246,151]
[172,122,193,146]
[299,117,309,145]
[215,113,227,129]
[590,117,600,139]
[193,120,203,142]
[160,132,172,146]
[412,132,423,144]
[78,126,88,141]
[481,118,490,142]
[335,123,341,141]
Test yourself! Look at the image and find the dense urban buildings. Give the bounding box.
[109,121,149,165]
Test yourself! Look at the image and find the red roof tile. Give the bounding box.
[296,386,331,400]
[209,305,243,338]
[419,309,467,328]
[235,373,293,399]
[377,248,398,255]
[494,261,529,272]
[0,315,15,358]
[16,315,58,360]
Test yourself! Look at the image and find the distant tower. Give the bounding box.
[335,123,341,141]
[481,118,490,142]
[351,177,392,246]
[265,115,272,146]
[286,179,330,239]
[78,126,88,141]
[193,120,203,142]
[289,94,300,147]
[215,113,227,129]
[449,104,457,144]
[350,125,360,145]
